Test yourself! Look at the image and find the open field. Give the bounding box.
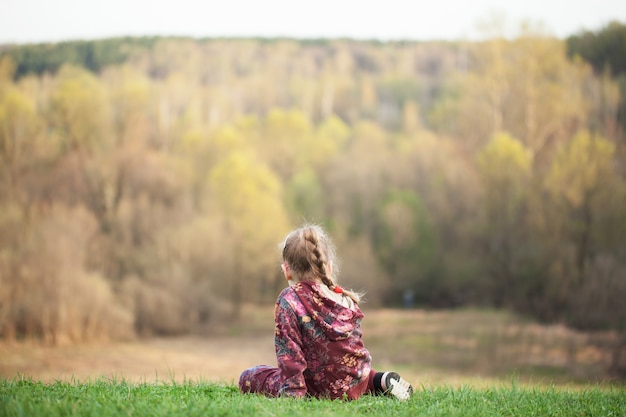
[0,308,624,388]
[2,308,625,417]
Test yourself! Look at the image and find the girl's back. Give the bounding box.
[275,280,372,399]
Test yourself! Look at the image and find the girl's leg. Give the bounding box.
[238,365,283,397]
[365,369,382,394]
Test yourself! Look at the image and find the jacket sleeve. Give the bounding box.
[274,296,307,397]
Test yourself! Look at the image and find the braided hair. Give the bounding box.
[282,224,361,304]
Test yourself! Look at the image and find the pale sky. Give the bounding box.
[1,0,625,44]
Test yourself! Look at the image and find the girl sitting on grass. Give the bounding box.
[239,224,413,401]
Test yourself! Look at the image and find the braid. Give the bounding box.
[302,227,335,290]
[282,224,362,304]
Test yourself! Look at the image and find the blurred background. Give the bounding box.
[0,1,625,385]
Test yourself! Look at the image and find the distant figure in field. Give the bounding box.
[404,289,415,309]
[239,224,413,400]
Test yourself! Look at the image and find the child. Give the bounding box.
[239,224,413,401]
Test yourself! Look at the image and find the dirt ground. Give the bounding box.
[0,311,436,387]
[0,335,277,384]
[1,309,621,387]
[0,334,469,388]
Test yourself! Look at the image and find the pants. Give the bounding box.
[239,365,381,400]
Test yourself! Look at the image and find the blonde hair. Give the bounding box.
[281,224,362,304]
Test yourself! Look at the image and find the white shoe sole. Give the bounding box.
[382,372,413,401]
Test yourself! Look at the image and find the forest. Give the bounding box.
[0,21,624,363]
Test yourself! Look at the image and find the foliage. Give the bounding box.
[545,131,617,210]
[432,35,591,160]
[1,37,160,78]
[476,132,532,227]
[543,132,626,331]
[567,21,626,76]
[0,30,624,363]
[567,21,626,134]
[209,151,290,317]
[373,189,437,305]
[475,133,532,308]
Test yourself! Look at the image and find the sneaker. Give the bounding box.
[381,371,413,401]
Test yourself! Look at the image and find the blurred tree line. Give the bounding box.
[566,21,626,135]
[0,23,624,371]
[0,37,160,78]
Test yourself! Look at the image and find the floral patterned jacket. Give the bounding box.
[274,280,372,399]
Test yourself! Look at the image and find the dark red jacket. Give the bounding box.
[274,280,372,399]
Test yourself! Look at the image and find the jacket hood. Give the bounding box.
[290,280,364,342]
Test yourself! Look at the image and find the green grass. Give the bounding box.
[1,378,625,417]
